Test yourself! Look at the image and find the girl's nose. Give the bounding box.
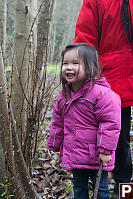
[67,64,73,69]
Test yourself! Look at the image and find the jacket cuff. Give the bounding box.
[98,147,113,155]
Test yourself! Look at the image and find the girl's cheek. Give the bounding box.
[62,66,65,73]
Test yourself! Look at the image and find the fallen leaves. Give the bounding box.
[32,146,73,199]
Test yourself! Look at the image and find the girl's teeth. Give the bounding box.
[67,73,74,76]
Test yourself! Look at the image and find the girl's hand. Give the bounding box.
[99,153,112,167]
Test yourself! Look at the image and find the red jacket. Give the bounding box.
[74,0,133,107]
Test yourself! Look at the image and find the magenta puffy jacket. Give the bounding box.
[48,77,121,171]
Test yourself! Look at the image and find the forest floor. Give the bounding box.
[31,75,133,199]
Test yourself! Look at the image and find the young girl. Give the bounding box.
[48,43,121,199]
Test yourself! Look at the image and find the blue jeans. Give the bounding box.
[72,169,110,199]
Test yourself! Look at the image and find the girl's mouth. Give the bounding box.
[66,73,76,78]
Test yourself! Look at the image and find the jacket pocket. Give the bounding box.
[75,127,97,143]
[88,144,99,159]
[87,144,100,166]
[74,128,99,166]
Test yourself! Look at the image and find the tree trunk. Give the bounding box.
[0,0,7,59]
[0,142,6,194]
[0,45,41,199]
[30,0,37,49]
[12,0,34,145]
[0,45,25,198]
[0,14,6,184]
[36,0,55,73]
[48,0,82,63]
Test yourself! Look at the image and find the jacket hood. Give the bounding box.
[95,77,111,89]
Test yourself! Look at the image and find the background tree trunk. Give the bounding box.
[0,0,7,188]
[36,0,55,72]
[22,0,55,170]
[12,0,35,145]
[0,142,6,193]
[48,0,82,63]
[0,45,41,199]
[0,0,7,59]
[0,45,24,198]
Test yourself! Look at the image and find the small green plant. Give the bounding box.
[0,180,14,198]
[66,183,73,194]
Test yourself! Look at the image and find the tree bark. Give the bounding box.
[0,45,41,199]
[0,45,25,198]
[0,0,7,58]
[48,0,82,63]
[0,38,6,187]
[36,0,55,72]
[0,142,6,193]
[12,0,34,145]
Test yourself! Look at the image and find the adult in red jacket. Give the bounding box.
[74,0,133,197]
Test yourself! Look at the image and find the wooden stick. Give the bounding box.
[93,161,103,199]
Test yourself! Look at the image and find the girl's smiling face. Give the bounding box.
[62,48,87,91]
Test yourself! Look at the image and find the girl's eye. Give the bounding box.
[63,62,67,66]
[73,62,79,65]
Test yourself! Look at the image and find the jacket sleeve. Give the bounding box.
[47,94,64,152]
[74,0,104,50]
[95,91,121,155]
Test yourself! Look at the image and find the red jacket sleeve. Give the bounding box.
[74,0,104,50]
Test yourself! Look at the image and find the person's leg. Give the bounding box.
[91,170,110,199]
[113,107,132,193]
[72,169,89,199]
